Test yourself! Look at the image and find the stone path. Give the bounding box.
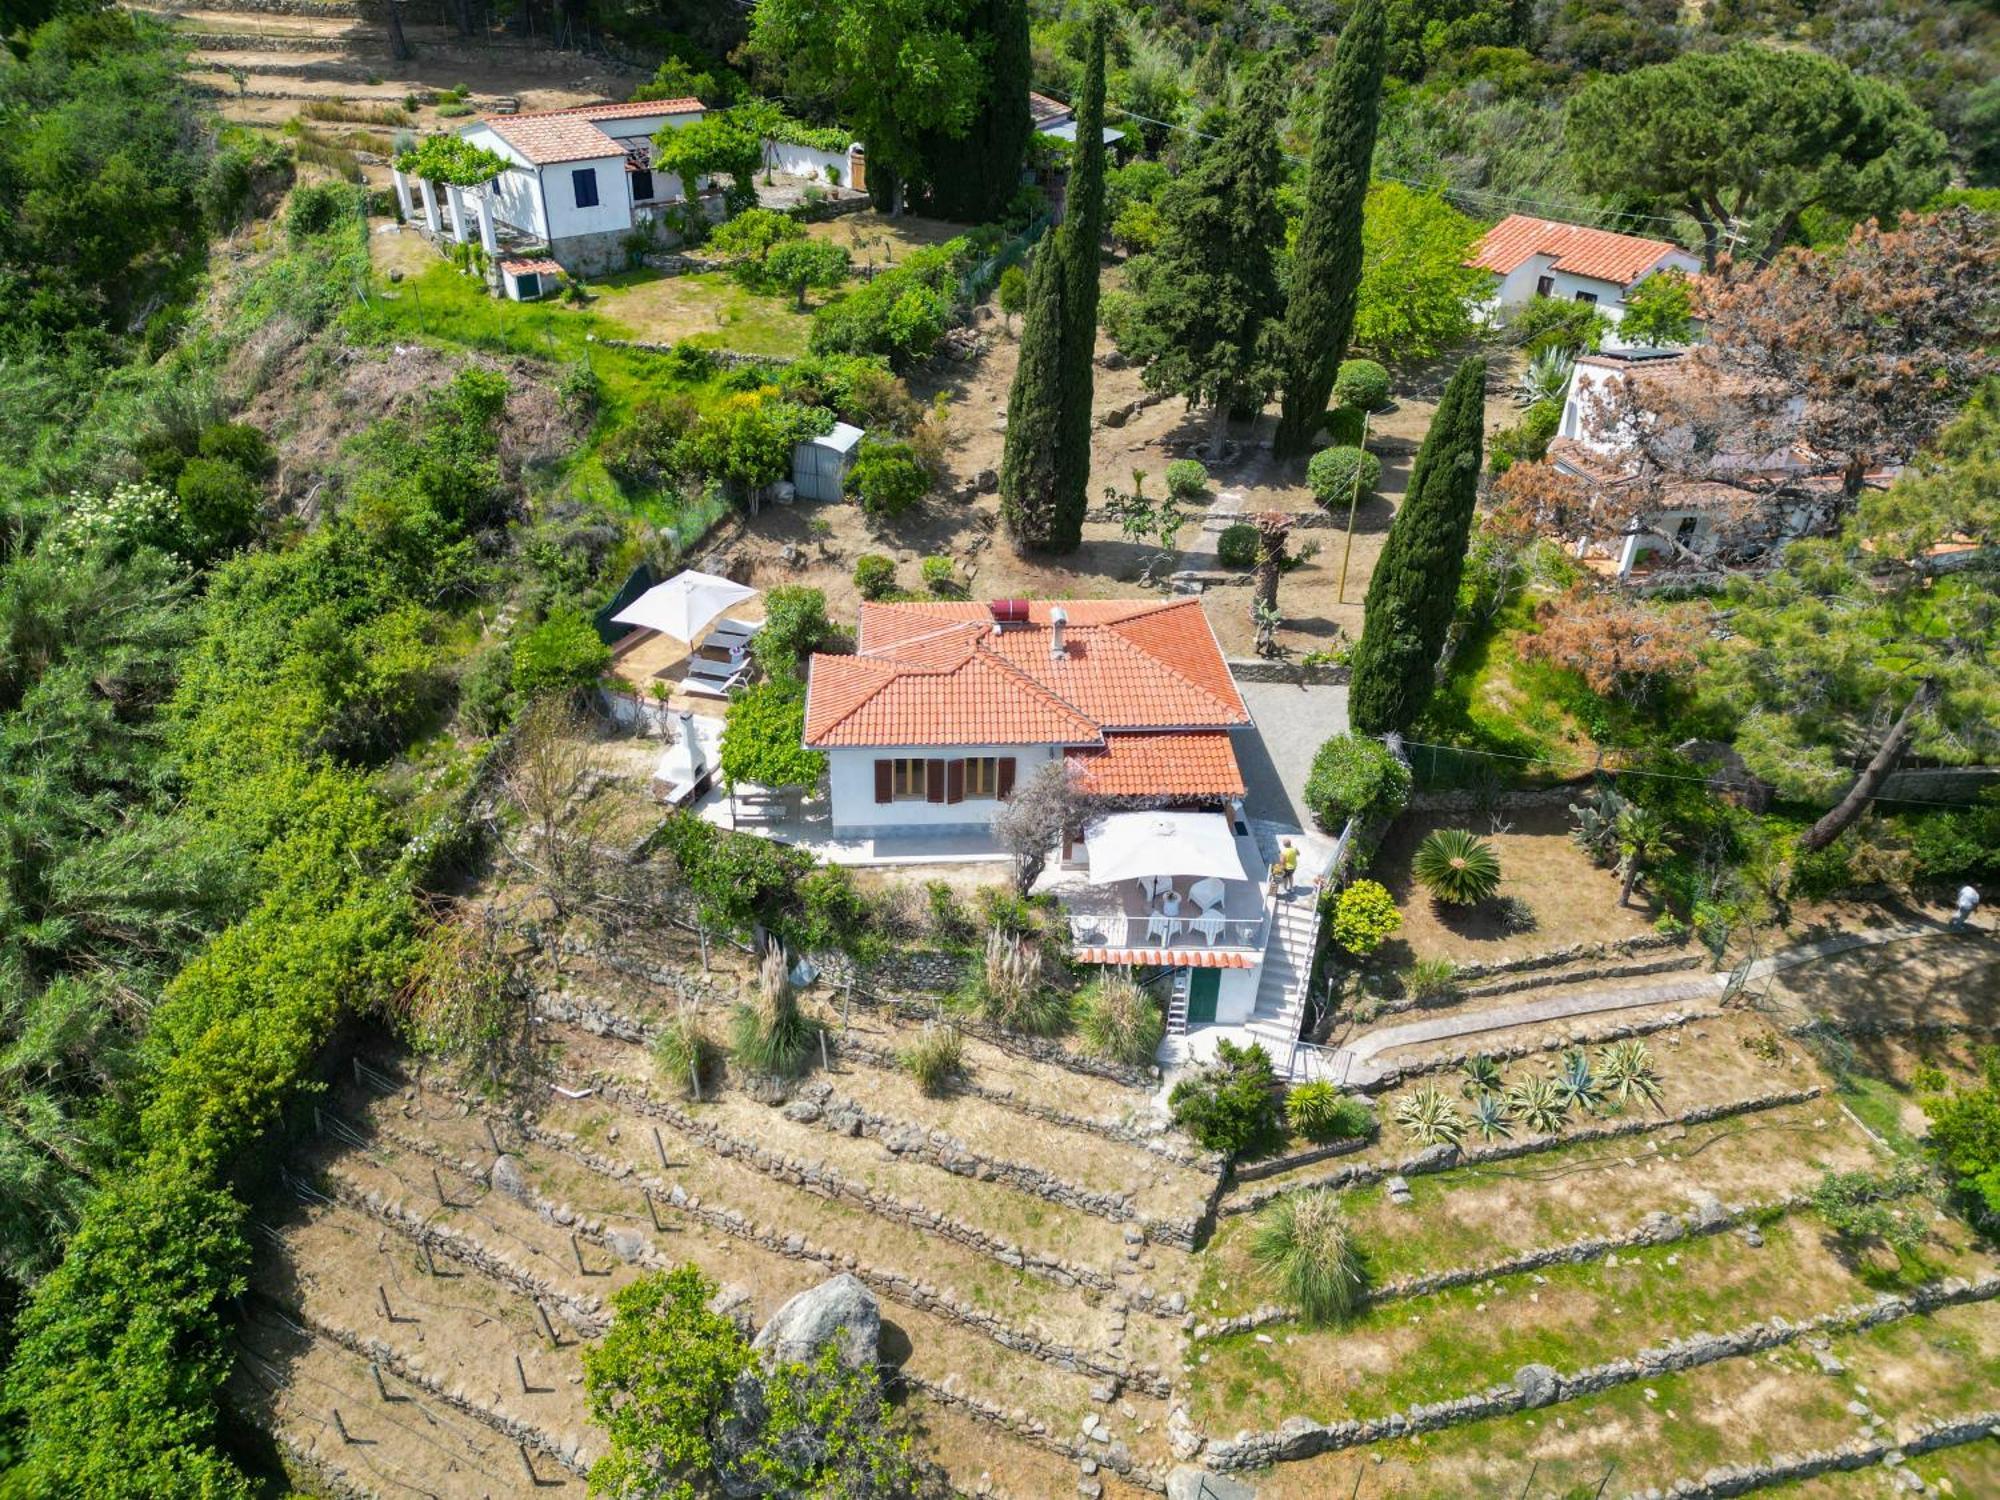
[1335,975,1725,1085]
[1330,920,1968,1089]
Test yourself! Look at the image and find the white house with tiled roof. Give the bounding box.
[451,98,709,276]
[805,600,1298,1028]
[1469,214,1700,325]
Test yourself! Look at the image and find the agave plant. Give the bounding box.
[1459,1053,1503,1099]
[1412,828,1503,906]
[1517,346,1576,407]
[1599,1039,1664,1109]
[1393,1084,1466,1148]
[1507,1075,1570,1135]
[1469,1090,1514,1142]
[1553,1047,1607,1115]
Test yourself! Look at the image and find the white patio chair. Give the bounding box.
[1188,909,1226,945]
[1188,877,1226,913]
[1146,911,1180,946]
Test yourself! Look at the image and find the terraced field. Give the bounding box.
[236,807,1997,1500]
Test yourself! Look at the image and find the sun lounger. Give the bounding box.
[681,654,751,698]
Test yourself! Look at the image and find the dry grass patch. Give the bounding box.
[1368,806,1659,965]
[1198,1098,1883,1319]
[1190,1207,1995,1432]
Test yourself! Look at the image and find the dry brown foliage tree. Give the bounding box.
[1518,589,1707,705]
[502,695,614,917]
[400,901,533,1082]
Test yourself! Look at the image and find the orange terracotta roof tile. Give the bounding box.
[499,257,563,277]
[805,599,1250,751]
[1067,732,1246,799]
[480,113,625,165]
[1469,214,1686,288]
[1076,947,1254,968]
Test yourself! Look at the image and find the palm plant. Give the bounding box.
[1392,1084,1466,1148]
[1507,1075,1570,1135]
[1469,1090,1514,1142]
[1553,1047,1606,1114]
[1459,1053,1503,1098]
[1599,1039,1664,1109]
[730,945,823,1078]
[1614,806,1674,907]
[1250,1189,1367,1325]
[1412,828,1502,906]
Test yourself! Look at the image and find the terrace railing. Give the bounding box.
[1064,911,1267,953]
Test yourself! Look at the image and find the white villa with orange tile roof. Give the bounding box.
[803,599,1325,1039]
[1468,214,1701,326]
[391,99,714,282]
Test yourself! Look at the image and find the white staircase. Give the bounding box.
[1245,887,1321,1060]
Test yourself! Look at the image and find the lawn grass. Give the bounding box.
[590,268,816,358]
[1191,1206,1985,1431]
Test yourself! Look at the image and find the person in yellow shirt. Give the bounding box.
[1276,839,1300,895]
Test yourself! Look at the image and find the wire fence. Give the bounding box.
[957,211,1055,307]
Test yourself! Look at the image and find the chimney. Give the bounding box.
[1049,605,1067,659]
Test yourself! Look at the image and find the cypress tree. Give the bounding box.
[1348,355,1488,736]
[1045,10,1109,552]
[1273,0,1387,460]
[920,0,1032,222]
[1122,76,1287,460]
[998,236,1070,547]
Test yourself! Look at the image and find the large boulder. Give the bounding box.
[1168,1468,1257,1500]
[1514,1363,1562,1408]
[751,1273,880,1374]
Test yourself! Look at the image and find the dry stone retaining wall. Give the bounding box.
[901,1369,1167,1493]
[1202,1274,2000,1472]
[1362,1006,1722,1092]
[1223,1086,1824,1216]
[1617,1410,2000,1499]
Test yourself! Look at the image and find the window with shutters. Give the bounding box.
[962,757,1001,799]
[889,758,928,800]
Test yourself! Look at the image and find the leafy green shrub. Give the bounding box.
[1488,398,1561,476]
[1307,444,1382,507]
[1285,1082,1376,1143]
[1392,1083,1465,1147]
[997,263,1028,323]
[751,585,831,680]
[1303,733,1412,831]
[174,457,260,558]
[1811,1165,1931,1251]
[1506,295,1609,358]
[1921,1049,2000,1215]
[512,605,611,698]
[652,814,814,943]
[920,554,957,595]
[720,680,826,790]
[1252,1189,1366,1324]
[1169,1040,1283,1156]
[1165,459,1209,501]
[1322,404,1366,446]
[457,645,515,734]
[899,1022,965,1096]
[924,880,973,944]
[810,240,968,368]
[1217,522,1259,569]
[601,394,699,490]
[1329,879,1402,956]
[1403,957,1460,1004]
[711,206,805,267]
[847,440,931,518]
[1332,359,1391,411]
[1075,971,1165,1067]
[731,947,823,1078]
[284,180,359,242]
[852,553,898,600]
[652,1007,723,1098]
[197,422,275,475]
[1413,828,1502,905]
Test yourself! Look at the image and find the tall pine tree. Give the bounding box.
[1047,10,1109,552]
[998,236,1070,547]
[1348,355,1487,736]
[1273,0,1387,460]
[1122,73,1286,458]
[919,0,1032,221]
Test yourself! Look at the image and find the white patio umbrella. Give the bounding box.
[610,569,755,643]
[1082,811,1249,886]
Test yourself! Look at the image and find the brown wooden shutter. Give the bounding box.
[996,757,1017,798]
[946,758,965,804]
[874,759,892,803]
[926,759,947,803]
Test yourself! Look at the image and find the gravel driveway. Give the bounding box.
[1232,680,1349,832]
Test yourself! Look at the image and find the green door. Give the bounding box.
[1186,967,1220,1025]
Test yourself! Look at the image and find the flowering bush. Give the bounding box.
[46,482,188,566]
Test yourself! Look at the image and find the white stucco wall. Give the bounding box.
[1213,965,1261,1025]
[825,744,1064,831]
[1488,248,1700,323]
[1560,361,1800,470]
[763,140,851,182]
[543,155,633,240]
[459,126,546,239]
